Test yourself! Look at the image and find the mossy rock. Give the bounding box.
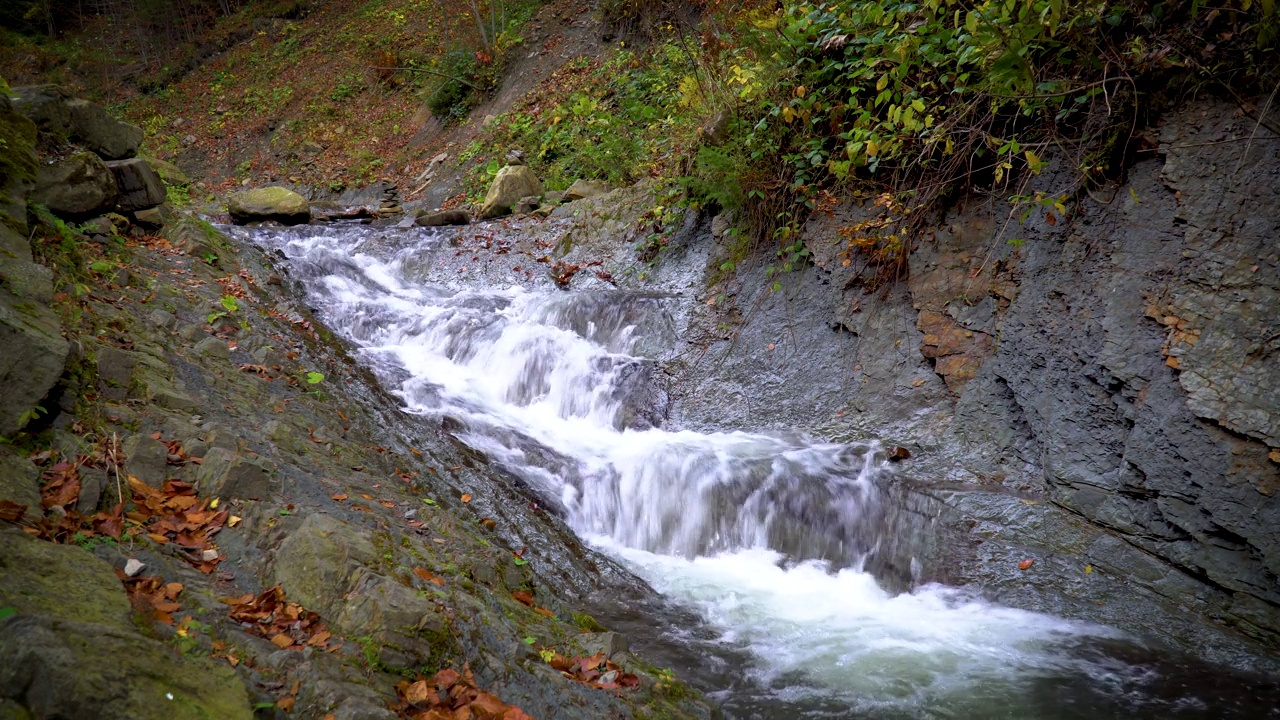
[226,186,310,225]
[0,528,132,629]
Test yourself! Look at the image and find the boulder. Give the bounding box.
[512,195,540,215]
[562,179,610,202]
[30,152,118,217]
[0,95,38,230]
[105,158,166,212]
[140,156,191,187]
[11,85,143,160]
[0,453,41,523]
[194,447,273,499]
[415,209,470,227]
[131,205,170,229]
[226,186,311,225]
[122,434,169,488]
[0,256,68,437]
[0,527,132,628]
[479,165,543,219]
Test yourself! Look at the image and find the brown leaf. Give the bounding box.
[533,607,555,618]
[277,696,295,711]
[270,633,295,648]
[460,493,472,503]
[0,500,28,522]
[404,680,440,707]
[1018,558,1035,570]
[431,668,460,689]
[511,591,534,607]
[380,500,396,508]
[332,493,348,501]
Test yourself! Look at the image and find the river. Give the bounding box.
[226,222,1280,719]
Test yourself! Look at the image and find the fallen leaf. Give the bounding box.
[460,493,472,503]
[270,633,295,648]
[332,493,348,501]
[511,591,534,607]
[1018,558,1035,570]
[277,696,295,711]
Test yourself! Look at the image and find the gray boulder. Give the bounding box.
[0,251,68,437]
[105,158,165,212]
[140,156,191,187]
[12,84,142,160]
[480,165,543,219]
[226,186,311,225]
[415,209,470,227]
[30,152,118,217]
[0,452,41,522]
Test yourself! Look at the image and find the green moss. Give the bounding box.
[571,611,606,632]
[0,92,37,230]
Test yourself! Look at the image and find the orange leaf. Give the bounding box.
[277,696,295,711]
[270,633,295,648]
[332,493,348,501]
[511,591,534,607]
[1018,558,1035,570]
[460,494,472,503]
[380,500,396,508]
[534,607,555,618]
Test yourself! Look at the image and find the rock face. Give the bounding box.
[0,99,69,438]
[30,151,118,216]
[106,158,166,211]
[480,165,543,219]
[666,99,1280,663]
[227,186,311,225]
[11,84,143,160]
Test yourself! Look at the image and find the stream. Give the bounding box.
[228,222,1280,719]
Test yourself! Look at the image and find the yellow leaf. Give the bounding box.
[866,140,880,157]
[209,498,220,509]
[1024,149,1043,173]
[876,74,889,92]
[228,515,242,527]
[795,85,806,98]
[1085,564,1093,574]
[782,106,795,123]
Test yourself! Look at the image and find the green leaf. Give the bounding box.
[513,557,529,566]
[306,372,324,384]
[523,636,537,644]
[0,607,16,621]
[220,295,239,312]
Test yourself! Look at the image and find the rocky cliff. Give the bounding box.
[668,98,1280,669]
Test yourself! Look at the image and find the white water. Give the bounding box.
[235,225,1168,718]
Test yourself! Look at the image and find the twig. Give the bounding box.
[1234,78,1280,178]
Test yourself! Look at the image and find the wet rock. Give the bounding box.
[194,447,273,499]
[193,336,230,359]
[227,186,311,225]
[143,380,198,414]
[97,346,139,400]
[75,467,108,514]
[30,151,117,217]
[11,84,143,160]
[0,251,68,436]
[0,528,131,627]
[480,165,543,219]
[122,434,170,488]
[562,179,610,202]
[0,453,41,523]
[578,631,629,660]
[415,209,470,227]
[106,158,166,211]
[0,615,253,719]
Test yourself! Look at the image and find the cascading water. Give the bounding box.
[228,223,1277,719]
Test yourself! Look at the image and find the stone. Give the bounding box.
[30,152,117,217]
[0,528,132,628]
[562,179,610,202]
[0,259,68,436]
[578,631,628,660]
[11,84,143,160]
[0,453,41,523]
[194,447,273,499]
[105,158,166,212]
[96,346,138,400]
[140,156,191,187]
[131,205,169,229]
[512,195,540,215]
[122,434,169,488]
[81,216,113,235]
[144,380,198,414]
[227,186,311,225]
[193,336,230,359]
[415,209,470,227]
[0,615,253,719]
[480,165,543,219]
[122,558,145,577]
[75,467,107,515]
